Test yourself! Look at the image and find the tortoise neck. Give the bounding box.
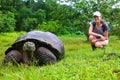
[26,51,34,60]
[23,51,35,65]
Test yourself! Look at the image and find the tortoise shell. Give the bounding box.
[5,31,65,60]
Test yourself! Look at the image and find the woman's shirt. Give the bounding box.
[91,22,108,39]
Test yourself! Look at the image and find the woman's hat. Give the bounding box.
[93,11,101,17]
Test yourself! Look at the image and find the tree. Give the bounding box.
[0,11,16,32]
[21,18,38,31]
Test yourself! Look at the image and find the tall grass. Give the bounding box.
[0,32,120,80]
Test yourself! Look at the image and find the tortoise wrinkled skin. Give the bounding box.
[3,31,65,66]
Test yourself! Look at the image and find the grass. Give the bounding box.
[0,32,120,80]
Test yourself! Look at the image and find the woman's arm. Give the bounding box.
[89,24,103,37]
[104,30,108,40]
[95,30,108,41]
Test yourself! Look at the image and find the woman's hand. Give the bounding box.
[100,35,106,40]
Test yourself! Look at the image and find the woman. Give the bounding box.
[89,11,109,50]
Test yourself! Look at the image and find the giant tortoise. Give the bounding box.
[3,31,65,66]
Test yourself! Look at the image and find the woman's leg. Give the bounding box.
[95,40,108,48]
[89,35,96,44]
[89,35,97,50]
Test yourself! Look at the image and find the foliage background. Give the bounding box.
[0,0,120,37]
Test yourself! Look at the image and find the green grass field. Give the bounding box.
[0,32,120,80]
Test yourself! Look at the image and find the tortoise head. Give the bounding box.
[23,41,36,53]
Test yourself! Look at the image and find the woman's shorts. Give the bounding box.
[104,40,109,45]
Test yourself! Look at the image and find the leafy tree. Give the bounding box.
[21,18,38,31]
[34,9,46,23]
[0,0,119,37]
[110,8,120,37]
[36,20,62,35]
[0,11,16,32]
[15,7,33,31]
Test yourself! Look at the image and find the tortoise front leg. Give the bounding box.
[3,50,23,66]
[35,47,57,65]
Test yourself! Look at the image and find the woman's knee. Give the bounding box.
[89,35,97,44]
[95,42,102,48]
[89,35,94,41]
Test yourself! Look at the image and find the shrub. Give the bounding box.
[21,18,38,31]
[36,20,62,35]
[0,11,16,32]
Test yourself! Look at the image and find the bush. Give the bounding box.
[0,11,16,32]
[110,25,120,37]
[21,18,38,31]
[36,20,63,35]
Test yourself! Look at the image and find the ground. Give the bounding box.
[0,32,120,80]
